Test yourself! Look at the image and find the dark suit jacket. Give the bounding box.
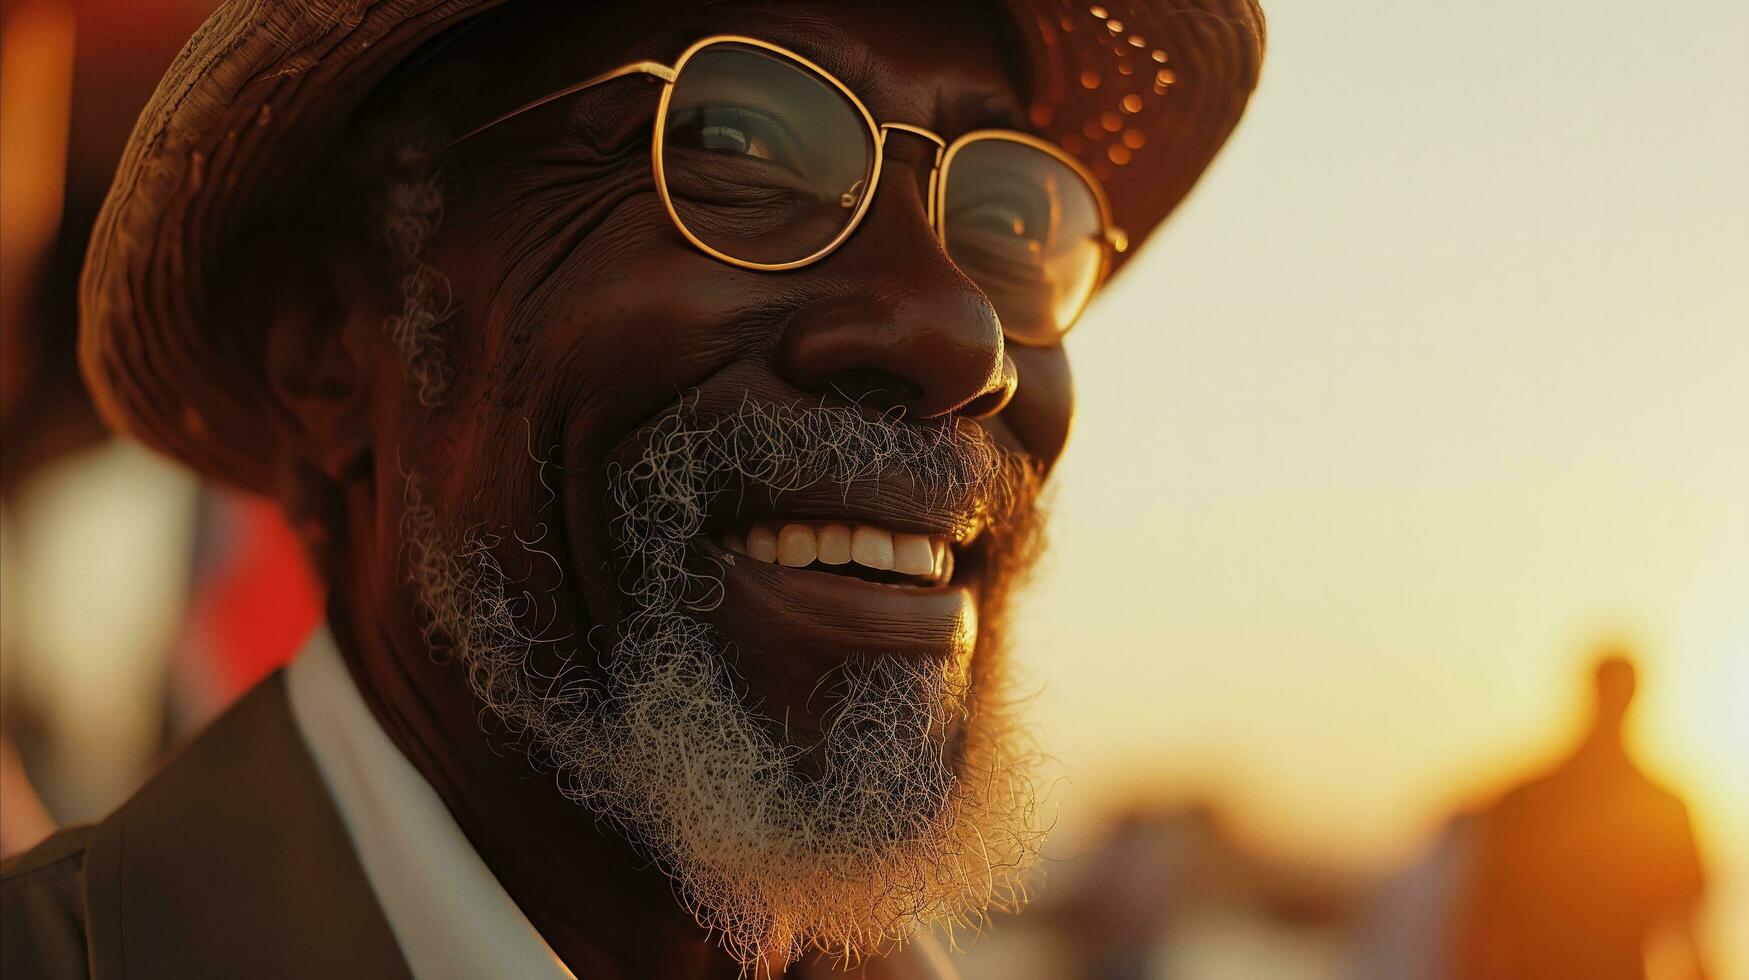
[1,673,952,979]
[2,673,418,979]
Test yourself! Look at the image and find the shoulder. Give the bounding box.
[3,824,93,880]
[1,826,95,979]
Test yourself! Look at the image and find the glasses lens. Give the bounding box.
[659,43,874,266]
[943,139,1106,345]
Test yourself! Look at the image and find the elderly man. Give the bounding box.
[2,0,1262,976]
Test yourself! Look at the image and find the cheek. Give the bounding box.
[1001,346,1074,472]
[496,233,800,463]
[435,216,802,616]
[444,170,789,453]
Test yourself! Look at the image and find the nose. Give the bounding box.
[775,133,1016,419]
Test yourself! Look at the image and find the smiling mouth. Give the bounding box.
[721,521,960,588]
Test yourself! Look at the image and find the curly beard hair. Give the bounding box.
[404,399,1047,970]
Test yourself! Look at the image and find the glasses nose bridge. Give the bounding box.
[877,123,947,224]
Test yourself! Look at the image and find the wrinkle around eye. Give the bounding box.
[470,158,662,342]
[560,77,664,158]
[661,147,819,200]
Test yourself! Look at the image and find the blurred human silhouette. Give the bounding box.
[1038,800,1364,980]
[1448,652,1712,980]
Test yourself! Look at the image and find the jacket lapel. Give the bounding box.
[82,672,412,980]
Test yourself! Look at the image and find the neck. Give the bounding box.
[1576,717,1628,761]
[325,561,752,979]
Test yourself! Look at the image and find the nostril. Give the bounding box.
[827,368,923,412]
[957,354,1017,418]
[958,386,1009,418]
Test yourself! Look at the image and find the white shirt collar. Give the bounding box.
[284,625,959,980]
[285,626,575,980]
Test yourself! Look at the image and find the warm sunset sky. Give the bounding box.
[1018,0,1747,973]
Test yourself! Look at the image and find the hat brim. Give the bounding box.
[80,0,1264,492]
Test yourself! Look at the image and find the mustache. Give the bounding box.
[607,396,1044,609]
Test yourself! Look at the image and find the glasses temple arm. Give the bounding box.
[444,61,678,149]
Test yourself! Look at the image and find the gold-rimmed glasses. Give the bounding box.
[449,34,1127,346]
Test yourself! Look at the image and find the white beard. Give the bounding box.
[403,401,1045,969]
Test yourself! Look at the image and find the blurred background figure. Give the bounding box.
[1448,652,1712,980]
[966,646,1726,980]
[963,799,1365,980]
[1052,804,1217,980]
[1352,813,1477,980]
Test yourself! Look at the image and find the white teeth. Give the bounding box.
[745,525,778,563]
[727,521,954,582]
[777,524,817,567]
[850,525,895,570]
[816,524,852,565]
[892,533,934,576]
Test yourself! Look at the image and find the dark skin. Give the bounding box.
[265,1,1075,975]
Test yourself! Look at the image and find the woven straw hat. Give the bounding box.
[80,0,1265,492]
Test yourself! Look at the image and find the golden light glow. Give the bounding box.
[1015,0,1749,975]
[0,0,76,365]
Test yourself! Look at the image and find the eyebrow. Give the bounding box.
[956,92,1026,132]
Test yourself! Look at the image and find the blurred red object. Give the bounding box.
[183,493,324,704]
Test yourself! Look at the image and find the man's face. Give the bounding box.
[358,0,1073,965]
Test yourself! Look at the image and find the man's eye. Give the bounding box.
[951,192,1056,268]
[669,105,801,172]
[958,203,1044,253]
[699,124,774,160]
